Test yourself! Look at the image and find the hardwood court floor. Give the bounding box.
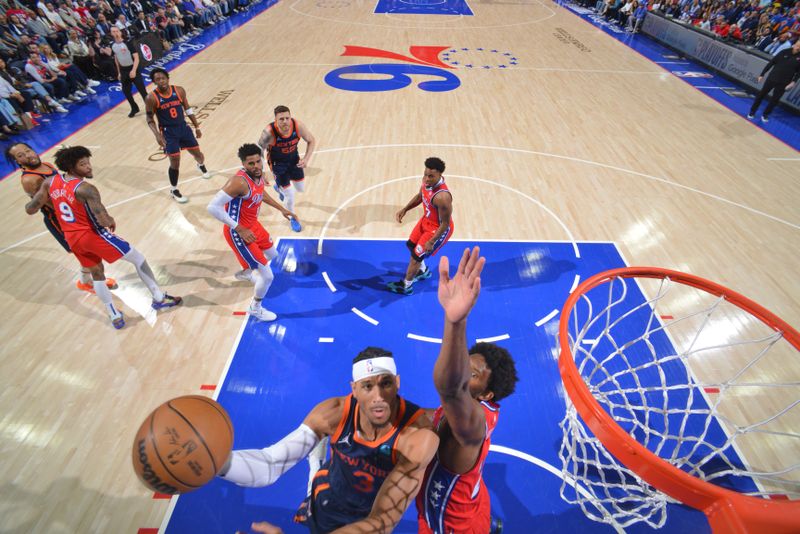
[0,0,798,531]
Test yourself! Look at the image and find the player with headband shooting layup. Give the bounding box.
[218,347,439,533]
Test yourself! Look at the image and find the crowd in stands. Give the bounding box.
[0,0,257,140]
[575,0,799,52]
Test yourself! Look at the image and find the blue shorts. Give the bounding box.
[271,159,305,188]
[162,124,198,156]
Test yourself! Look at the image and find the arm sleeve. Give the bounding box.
[219,424,320,487]
[207,190,238,229]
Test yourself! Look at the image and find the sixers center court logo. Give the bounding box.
[324,46,519,93]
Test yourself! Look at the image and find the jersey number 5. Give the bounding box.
[58,202,75,223]
[352,470,375,493]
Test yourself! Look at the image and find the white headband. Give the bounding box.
[352,357,397,382]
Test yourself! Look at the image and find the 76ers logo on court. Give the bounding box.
[324,46,460,93]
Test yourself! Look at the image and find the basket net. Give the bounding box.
[557,268,799,531]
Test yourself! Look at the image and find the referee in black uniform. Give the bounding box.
[748,39,800,123]
[110,26,148,117]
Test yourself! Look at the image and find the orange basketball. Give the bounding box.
[131,395,234,494]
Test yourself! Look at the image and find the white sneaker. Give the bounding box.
[198,164,211,179]
[171,189,189,203]
[234,269,253,282]
[74,90,87,97]
[55,105,68,113]
[88,79,101,87]
[249,306,277,322]
[84,86,96,95]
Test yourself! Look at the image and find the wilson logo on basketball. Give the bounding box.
[140,44,153,62]
[136,439,180,494]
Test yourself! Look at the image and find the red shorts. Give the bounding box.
[67,229,131,267]
[223,221,273,269]
[408,218,454,260]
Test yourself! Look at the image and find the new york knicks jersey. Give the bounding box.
[417,400,500,534]
[267,119,300,165]
[225,169,264,228]
[153,85,186,129]
[22,162,59,216]
[308,394,424,531]
[420,178,452,229]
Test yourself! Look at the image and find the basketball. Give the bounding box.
[131,395,234,494]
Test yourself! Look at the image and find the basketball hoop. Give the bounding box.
[557,267,800,533]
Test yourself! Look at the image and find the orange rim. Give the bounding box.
[558,267,800,533]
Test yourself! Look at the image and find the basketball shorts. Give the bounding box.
[42,207,70,252]
[295,476,367,534]
[67,228,132,267]
[270,157,305,189]
[407,219,454,261]
[162,124,198,156]
[224,221,274,269]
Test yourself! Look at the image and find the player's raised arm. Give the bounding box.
[332,424,439,534]
[24,177,52,214]
[218,396,344,488]
[435,247,488,446]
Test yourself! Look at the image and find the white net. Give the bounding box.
[558,272,800,530]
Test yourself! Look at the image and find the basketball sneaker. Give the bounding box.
[198,163,211,179]
[171,189,188,203]
[747,113,754,119]
[76,278,119,293]
[413,268,432,282]
[152,294,183,310]
[290,217,302,232]
[273,184,284,202]
[249,305,277,322]
[111,312,125,330]
[761,115,769,123]
[234,269,254,282]
[387,280,413,295]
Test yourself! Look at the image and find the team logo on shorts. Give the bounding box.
[324,46,520,93]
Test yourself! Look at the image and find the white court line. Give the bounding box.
[767,157,800,161]
[318,337,334,343]
[407,333,442,343]
[476,333,510,343]
[535,308,559,327]
[312,143,800,231]
[317,173,581,259]
[569,274,581,294]
[158,308,250,534]
[351,307,379,325]
[321,271,337,292]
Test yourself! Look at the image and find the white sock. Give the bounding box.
[419,260,427,272]
[404,279,413,288]
[93,280,120,318]
[249,298,262,311]
[293,180,305,193]
[253,264,274,299]
[284,185,296,213]
[79,268,92,284]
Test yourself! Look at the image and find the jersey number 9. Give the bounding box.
[58,202,75,223]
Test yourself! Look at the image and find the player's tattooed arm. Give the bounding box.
[76,182,116,230]
[24,178,51,214]
[257,127,273,154]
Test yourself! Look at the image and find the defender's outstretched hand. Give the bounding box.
[438,246,485,324]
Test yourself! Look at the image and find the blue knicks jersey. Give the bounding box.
[308,394,424,531]
[153,85,186,128]
[267,119,300,165]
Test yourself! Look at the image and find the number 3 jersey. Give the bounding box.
[417,401,500,534]
[306,394,424,532]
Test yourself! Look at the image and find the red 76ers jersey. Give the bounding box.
[420,178,451,228]
[225,169,265,228]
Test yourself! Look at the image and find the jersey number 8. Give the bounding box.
[169,107,178,119]
[58,201,75,223]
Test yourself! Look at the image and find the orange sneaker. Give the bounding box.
[76,278,118,293]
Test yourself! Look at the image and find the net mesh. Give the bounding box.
[558,273,800,530]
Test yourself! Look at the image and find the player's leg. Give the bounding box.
[285,168,304,232]
[247,227,278,321]
[761,83,786,122]
[186,146,210,179]
[88,260,125,329]
[167,153,188,203]
[120,247,183,310]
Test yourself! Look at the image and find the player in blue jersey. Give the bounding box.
[145,68,210,204]
[257,105,316,232]
[219,347,439,533]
